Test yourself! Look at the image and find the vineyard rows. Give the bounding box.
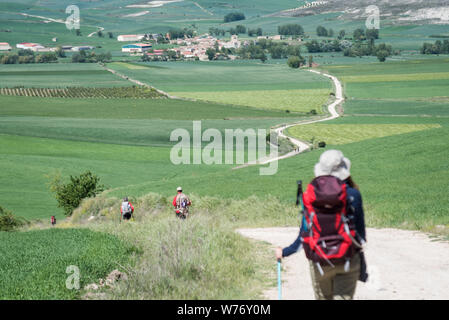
[0,86,165,99]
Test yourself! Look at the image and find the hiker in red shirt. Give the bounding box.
[120,197,134,221]
[173,187,191,219]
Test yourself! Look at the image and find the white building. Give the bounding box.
[16,43,46,51]
[117,34,145,42]
[221,35,241,49]
[0,42,11,51]
[122,43,152,53]
[71,46,95,52]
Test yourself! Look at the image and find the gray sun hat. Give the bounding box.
[313,149,351,181]
[177,186,182,192]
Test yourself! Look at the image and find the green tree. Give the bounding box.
[316,26,328,37]
[224,12,245,23]
[376,50,389,62]
[366,29,379,40]
[56,46,66,58]
[278,24,304,36]
[108,32,114,39]
[353,28,366,41]
[236,25,246,34]
[338,30,346,40]
[48,171,105,216]
[206,48,216,60]
[0,206,25,231]
[35,52,58,63]
[287,55,303,68]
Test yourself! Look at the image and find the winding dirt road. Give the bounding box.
[236,70,449,300]
[260,69,344,165]
[232,69,344,170]
[238,227,449,300]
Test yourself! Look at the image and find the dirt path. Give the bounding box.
[87,27,105,38]
[20,12,103,38]
[233,69,344,170]
[237,227,449,300]
[101,64,174,98]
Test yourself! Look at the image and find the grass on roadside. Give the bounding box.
[62,192,298,300]
[0,228,135,300]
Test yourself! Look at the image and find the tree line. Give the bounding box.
[224,12,245,23]
[72,50,112,63]
[421,40,449,54]
[0,49,57,64]
[209,26,263,37]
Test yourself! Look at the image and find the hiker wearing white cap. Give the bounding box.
[275,149,367,300]
[173,187,192,219]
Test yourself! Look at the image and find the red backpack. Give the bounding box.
[301,175,358,270]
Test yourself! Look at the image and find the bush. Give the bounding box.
[287,56,303,69]
[48,171,105,216]
[224,12,245,23]
[278,24,304,36]
[0,206,25,231]
[377,50,389,62]
[316,26,328,37]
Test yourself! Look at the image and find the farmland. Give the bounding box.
[0,60,322,220]
[1,0,449,301]
[288,123,441,145]
[287,57,449,231]
[107,61,332,113]
[0,64,130,88]
[0,86,163,99]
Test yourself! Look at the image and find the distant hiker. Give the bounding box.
[276,149,367,300]
[120,197,134,221]
[173,187,191,219]
[51,216,56,226]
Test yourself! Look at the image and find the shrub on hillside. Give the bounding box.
[287,55,304,68]
[278,24,304,36]
[224,12,245,23]
[0,206,25,231]
[48,171,105,216]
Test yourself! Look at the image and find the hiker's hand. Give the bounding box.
[275,247,283,261]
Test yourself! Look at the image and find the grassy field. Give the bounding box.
[288,123,441,145]
[67,192,294,300]
[0,60,322,220]
[107,61,332,113]
[0,228,134,299]
[286,57,449,232]
[2,1,449,300]
[321,57,449,116]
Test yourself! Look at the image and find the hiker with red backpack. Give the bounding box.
[173,187,191,219]
[120,196,134,221]
[275,150,367,300]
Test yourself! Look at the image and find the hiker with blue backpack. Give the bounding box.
[275,150,368,300]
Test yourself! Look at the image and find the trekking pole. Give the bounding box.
[296,180,305,224]
[295,180,303,207]
[277,259,282,300]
